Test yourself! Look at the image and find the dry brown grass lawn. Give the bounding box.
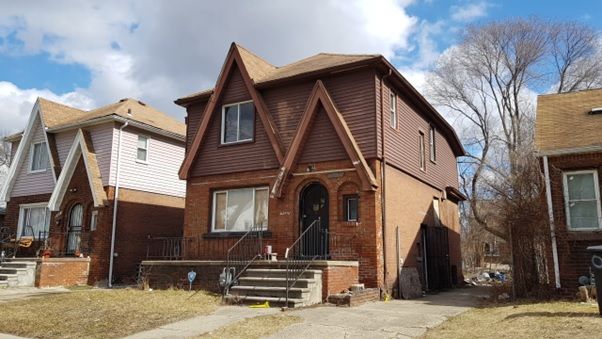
[198,314,302,339]
[425,300,601,339]
[0,288,219,339]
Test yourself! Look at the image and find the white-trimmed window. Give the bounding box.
[90,210,99,231]
[429,126,436,162]
[137,135,149,162]
[30,141,49,172]
[18,203,50,239]
[433,198,440,226]
[563,170,602,230]
[419,131,426,171]
[212,186,268,232]
[221,101,254,144]
[344,195,359,222]
[390,93,397,129]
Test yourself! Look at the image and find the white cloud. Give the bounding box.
[0,0,418,132]
[450,1,489,22]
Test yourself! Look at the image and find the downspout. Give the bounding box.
[108,120,129,287]
[543,155,561,289]
[380,69,392,294]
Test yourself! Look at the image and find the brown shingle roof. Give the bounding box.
[535,88,602,153]
[176,46,379,103]
[38,98,185,137]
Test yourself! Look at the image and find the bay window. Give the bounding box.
[563,170,602,230]
[212,187,268,232]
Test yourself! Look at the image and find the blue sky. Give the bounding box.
[0,0,600,134]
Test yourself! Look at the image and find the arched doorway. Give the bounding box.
[67,203,83,254]
[299,182,329,258]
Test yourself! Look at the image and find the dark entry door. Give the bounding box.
[299,183,329,258]
[422,225,451,291]
[67,204,83,254]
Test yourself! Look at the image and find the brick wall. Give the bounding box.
[545,152,602,293]
[321,265,359,297]
[36,257,91,287]
[183,159,383,288]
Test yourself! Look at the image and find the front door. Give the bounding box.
[67,204,83,254]
[299,183,329,258]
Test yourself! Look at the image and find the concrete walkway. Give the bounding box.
[126,306,280,339]
[270,287,487,338]
[127,287,486,339]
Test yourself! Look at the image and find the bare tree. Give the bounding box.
[427,18,602,297]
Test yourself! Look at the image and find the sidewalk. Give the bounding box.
[126,305,279,339]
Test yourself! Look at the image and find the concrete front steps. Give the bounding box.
[0,258,37,288]
[225,268,322,308]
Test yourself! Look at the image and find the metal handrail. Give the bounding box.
[285,218,324,306]
[223,224,264,296]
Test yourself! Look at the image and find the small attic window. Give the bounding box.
[589,107,602,115]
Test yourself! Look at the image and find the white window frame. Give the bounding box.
[344,195,359,222]
[17,202,50,239]
[136,135,150,164]
[429,126,436,163]
[389,93,397,129]
[29,141,48,173]
[220,100,254,145]
[562,170,602,231]
[433,198,440,226]
[90,210,99,231]
[211,186,269,232]
[419,131,426,171]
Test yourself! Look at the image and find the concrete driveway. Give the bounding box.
[268,287,488,339]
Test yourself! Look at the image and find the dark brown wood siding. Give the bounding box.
[186,101,206,154]
[298,107,348,164]
[190,66,280,176]
[379,78,459,190]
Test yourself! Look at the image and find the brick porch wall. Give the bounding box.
[545,152,602,294]
[36,257,91,287]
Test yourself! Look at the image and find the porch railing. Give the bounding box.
[285,218,324,306]
[222,224,264,296]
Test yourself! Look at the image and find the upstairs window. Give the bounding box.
[137,135,149,162]
[222,101,254,144]
[419,132,426,171]
[563,170,601,230]
[389,93,397,129]
[30,141,49,172]
[429,126,437,162]
[212,186,268,232]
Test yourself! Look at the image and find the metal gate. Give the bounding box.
[422,225,451,291]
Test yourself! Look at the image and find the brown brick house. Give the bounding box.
[171,42,465,298]
[0,98,186,285]
[537,88,602,293]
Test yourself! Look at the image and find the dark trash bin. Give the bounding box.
[586,245,602,316]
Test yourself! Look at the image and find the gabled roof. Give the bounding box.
[48,129,108,211]
[271,80,378,198]
[536,88,602,155]
[175,42,464,157]
[178,43,285,179]
[9,98,186,141]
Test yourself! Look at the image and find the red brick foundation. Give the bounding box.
[36,257,91,287]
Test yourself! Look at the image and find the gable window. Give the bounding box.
[429,126,436,162]
[212,186,268,232]
[344,195,359,222]
[563,170,602,230]
[18,203,50,239]
[30,141,49,172]
[419,131,426,171]
[137,135,149,162]
[389,93,397,129]
[222,101,254,144]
